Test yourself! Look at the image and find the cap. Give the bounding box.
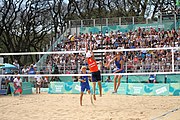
[86,52,91,58]
[68,35,73,39]
[16,74,20,78]
[116,51,123,55]
[81,66,87,71]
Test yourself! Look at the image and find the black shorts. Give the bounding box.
[91,70,101,82]
[35,83,41,87]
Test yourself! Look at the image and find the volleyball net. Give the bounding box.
[0,47,180,78]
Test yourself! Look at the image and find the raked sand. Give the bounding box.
[0,93,179,120]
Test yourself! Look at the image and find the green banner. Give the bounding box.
[48,82,128,94]
[134,23,164,30]
[167,75,180,83]
[48,82,80,94]
[128,83,169,96]
[169,83,180,96]
[116,83,127,94]
[100,82,127,94]
[128,83,144,95]
[48,82,179,96]
[152,84,169,96]
[21,82,33,94]
[80,22,178,34]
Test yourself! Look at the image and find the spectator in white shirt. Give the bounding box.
[22,65,28,82]
[34,71,43,94]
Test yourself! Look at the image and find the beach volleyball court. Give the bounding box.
[0,93,179,120]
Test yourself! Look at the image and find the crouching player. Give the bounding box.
[13,75,23,97]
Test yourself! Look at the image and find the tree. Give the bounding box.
[47,0,71,39]
[0,0,51,65]
[0,0,178,66]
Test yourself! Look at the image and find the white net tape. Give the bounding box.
[0,47,179,56]
[0,71,179,77]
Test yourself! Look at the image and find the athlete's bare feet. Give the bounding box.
[93,94,96,101]
[90,94,93,104]
[112,91,117,94]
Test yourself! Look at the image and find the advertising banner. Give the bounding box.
[48,82,178,96]
[169,83,180,96]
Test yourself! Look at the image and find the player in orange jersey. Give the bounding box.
[85,38,102,101]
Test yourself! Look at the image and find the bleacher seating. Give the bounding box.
[33,18,180,84]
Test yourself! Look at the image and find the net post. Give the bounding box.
[50,41,52,48]
[159,12,162,24]
[106,18,108,26]
[46,44,48,51]
[164,75,167,83]
[146,18,148,24]
[68,20,71,35]
[119,17,121,25]
[65,23,68,36]
[172,48,174,72]
[63,26,65,40]
[174,12,177,30]
[63,61,66,74]
[93,19,95,27]
[126,75,128,83]
[125,52,127,74]
[81,20,83,28]
[125,51,128,83]
[132,17,134,24]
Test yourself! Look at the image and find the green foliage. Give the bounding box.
[176,0,180,6]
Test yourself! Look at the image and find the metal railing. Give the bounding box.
[69,16,146,28]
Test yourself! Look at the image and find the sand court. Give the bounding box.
[0,93,179,120]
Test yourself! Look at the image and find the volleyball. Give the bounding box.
[86,52,92,58]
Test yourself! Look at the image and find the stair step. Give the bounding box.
[94,54,105,57]
[94,53,102,55]
[95,57,104,59]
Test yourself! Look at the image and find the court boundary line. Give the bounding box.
[151,107,180,120]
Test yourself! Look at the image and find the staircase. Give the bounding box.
[94,43,114,62]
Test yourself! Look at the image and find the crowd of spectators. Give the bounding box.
[1,61,49,89]
[1,27,180,88]
[45,27,180,74]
